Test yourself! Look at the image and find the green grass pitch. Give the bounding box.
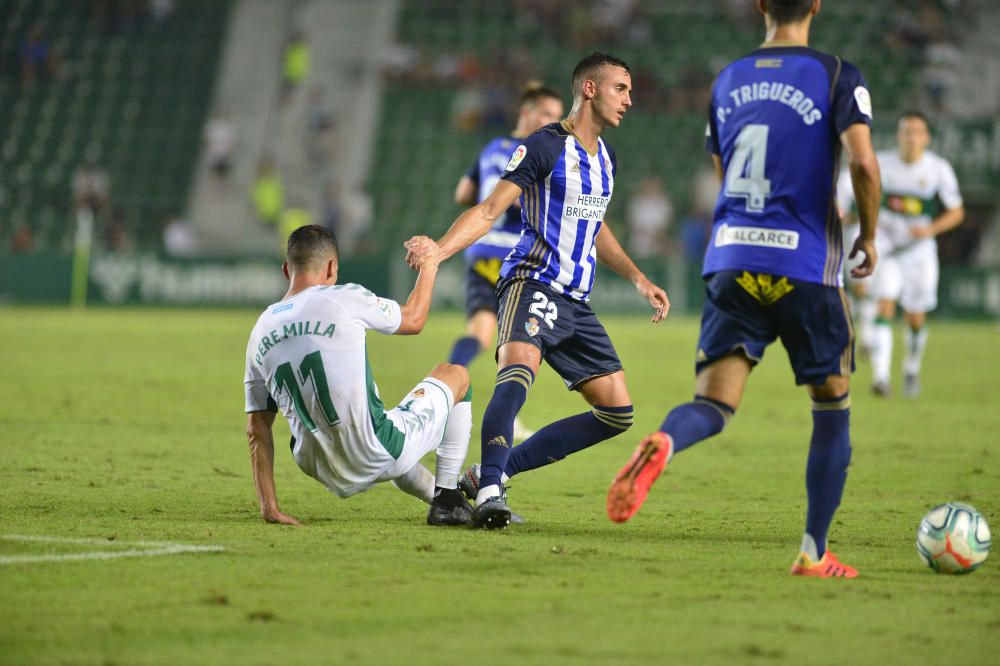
[1,307,997,665]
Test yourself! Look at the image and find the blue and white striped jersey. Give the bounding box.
[499,121,617,302]
[464,136,525,262]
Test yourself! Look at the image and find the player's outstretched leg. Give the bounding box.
[428,386,475,526]
[448,335,481,367]
[902,318,928,399]
[505,405,634,476]
[789,392,857,578]
[870,315,893,396]
[472,363,534,529]
[607,396,733,523]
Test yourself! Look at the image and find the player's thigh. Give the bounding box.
[545,302,623,393]
[871,255,903,304]
[495,278,570,375]
[695,271,777,380]
[775,281,855,386]
[380,378,455,481]
[899,252,938,314]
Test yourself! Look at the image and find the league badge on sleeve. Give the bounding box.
[854,86,872,118]
[505,145,528,172]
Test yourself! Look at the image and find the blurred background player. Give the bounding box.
[244,225,474,527]
[446,82,564,442]
[407,52,669,529]
[607,0,881,578]
[839,111,964,398]
[837,168,878,359]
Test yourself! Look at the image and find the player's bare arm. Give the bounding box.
[841,123,881,278]
[911,204,964,239]
[397,239,442,335]
[594,221,669,322]
[246,410,301,525]
[407,180,523,267]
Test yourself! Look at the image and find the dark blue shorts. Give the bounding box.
[465,258,503,318]
[496,278,622,390]
[697,271,855,385]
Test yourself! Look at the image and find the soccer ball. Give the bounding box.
[916,502,991,574]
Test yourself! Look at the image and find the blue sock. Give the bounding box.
[448,335,481,367]
[804,394,852,560]
[479,364,534,489]
[505,405,633,477]
[660,395,734,455]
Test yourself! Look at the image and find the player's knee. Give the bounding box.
[591,404,634,433]
[430,363,470,400]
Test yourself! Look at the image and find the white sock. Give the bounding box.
[872,321,893,385]
[800,533,820,561]
[435,399,471,490]
[858,298,877,351]
[475,483,501,507]
[392,463,434,504]
[903,326,928,376]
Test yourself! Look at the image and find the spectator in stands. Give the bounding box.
[104,206,133,252]
[10,224,34,254]
[163,213,197,257]
[281,29,310,104]
[19,24,59,86]
[72,159,111,220]
[204,110,235,183]
[626,177,674,259]
[251,157,284,226]
[278,205,313,255]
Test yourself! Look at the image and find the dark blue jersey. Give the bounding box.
[704,46,872,286]
[464,136,525,261]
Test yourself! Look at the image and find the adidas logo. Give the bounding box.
[486,435,509,449]
[570,162,580,173]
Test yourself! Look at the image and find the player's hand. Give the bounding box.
[403,236,442,270]
[910,225,934,240]
[849,236,877,278]
[636,277,670,323]
[262,509,302,526]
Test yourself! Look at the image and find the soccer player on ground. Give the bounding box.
[606,0,882,578]
[244,225,474,527]
[447,82,565,441]
[406,52,670,529]
[838,111,964,398]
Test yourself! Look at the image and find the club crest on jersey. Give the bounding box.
[377,298,393,318]
[411,388,425,398]
[854,86,872,118]
[525,317,540,337]
[505,145,527,172]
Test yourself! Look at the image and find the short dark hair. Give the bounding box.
[285,224,339,269]
[571,52,630,96]
[519,81,562,108]
[899,110,931,132]
[764,0,814,25]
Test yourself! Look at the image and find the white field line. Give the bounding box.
[0,534,224,565]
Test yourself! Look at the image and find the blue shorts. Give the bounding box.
[465,258,503,318]
[496,278,622,390]
[697,270,855,385]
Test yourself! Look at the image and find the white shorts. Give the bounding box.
[377,377,454,483]
[871,248,939,313]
